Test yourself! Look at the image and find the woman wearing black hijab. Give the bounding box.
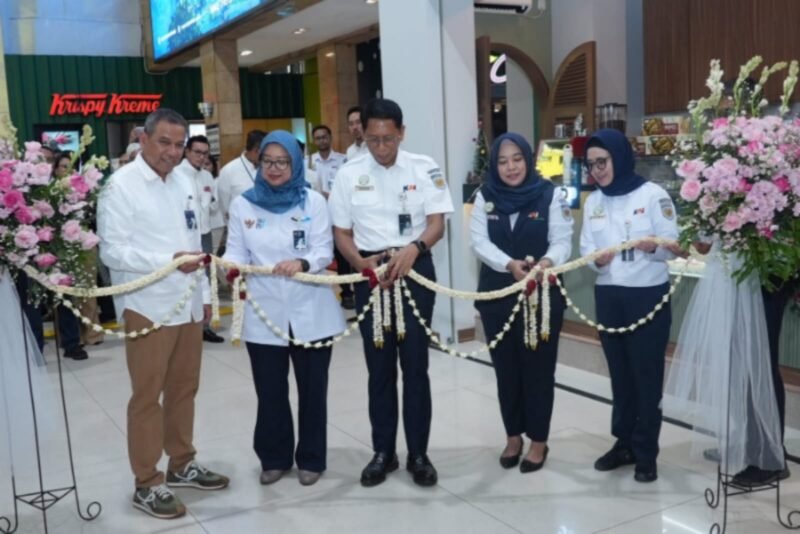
[579,128,681,483]
[470,133,574,473]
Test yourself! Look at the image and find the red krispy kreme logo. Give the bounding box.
[49,93,163,117]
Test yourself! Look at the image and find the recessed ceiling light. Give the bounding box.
[325,51,335,58]
[240,49,253,57]
[293,27,307,35]
[365,0,378,4]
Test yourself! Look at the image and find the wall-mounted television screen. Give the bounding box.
[150,0,275,61]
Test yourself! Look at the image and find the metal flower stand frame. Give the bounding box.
[703,355,799,534]
[0,300,101,533]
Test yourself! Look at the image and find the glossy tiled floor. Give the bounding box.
[3,319,800,534]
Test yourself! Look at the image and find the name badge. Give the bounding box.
[184,210,197,230]
[398,213,412,236]
[293,230,307,250]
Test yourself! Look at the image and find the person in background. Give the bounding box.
[176,136,224,343]
[98,108,229,520]
[579,128,681,483]
[218,130,266,221]
[345,106,368,161]
[470,132,573,474]
[223,130,345,487]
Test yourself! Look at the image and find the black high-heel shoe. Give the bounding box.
[520,445,549,473]
[499,440,523,469]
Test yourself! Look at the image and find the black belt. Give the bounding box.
[358,248,431,258]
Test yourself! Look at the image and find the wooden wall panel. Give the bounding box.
[643,0,690,114]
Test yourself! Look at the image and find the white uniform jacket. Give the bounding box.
[223,190,346,346]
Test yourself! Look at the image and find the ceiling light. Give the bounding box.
[325,51,335,58]
[365,0,378,4]
[240,49,253,57]
[293,27,307,35]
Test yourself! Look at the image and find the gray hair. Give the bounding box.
[143,108,189,136]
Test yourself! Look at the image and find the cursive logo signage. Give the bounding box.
[49,93,163,117]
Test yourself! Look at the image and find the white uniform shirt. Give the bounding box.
[580,182,679,287]
[218,153,257,219]
[346,141,369,161]
[175,159,218,235]
[311,150,346,194]
[223,191,346,346]
[470,189,574,272]
[98,154,210,325]
[328,150,455,251]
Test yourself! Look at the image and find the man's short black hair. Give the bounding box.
[246,130,267,152]
[346,106,362,119]
[186,135,209,152]
[312,125,332,137]
[362,98,403,130]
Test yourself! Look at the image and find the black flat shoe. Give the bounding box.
[731,465,782,488]
[520,446,548,473]
[203,328,224,343]
[634,463,658,483]
[500,452,521,469]
[406,454,438,487]
[594,446,635,472]
[360,452,399,487]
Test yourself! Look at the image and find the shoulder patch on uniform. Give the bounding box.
[659,198,675,220]
[433,176,447,190]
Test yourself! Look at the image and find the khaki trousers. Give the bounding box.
[123,310,203,488]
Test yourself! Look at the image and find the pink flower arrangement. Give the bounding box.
[0,123,109,300]
[674,56,800,285]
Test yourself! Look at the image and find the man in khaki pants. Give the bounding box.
[98,108,229,520]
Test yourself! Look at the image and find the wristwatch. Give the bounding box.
[298,259,310,272]
[413,240,428,254]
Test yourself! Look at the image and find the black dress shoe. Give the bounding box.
[360,452,399,487]
[520,446,549,473]
[499,449,522,469]
[63,347,88,361]
[406,454,438,487]
[341,295,355,310]
[203,328,224,343]
[634,463,658,483]
[731,465,782,488]
[594,447,636,471]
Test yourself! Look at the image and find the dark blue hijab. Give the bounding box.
[586,128,646,196]
[243,130,307,214]
[481,132,547,214]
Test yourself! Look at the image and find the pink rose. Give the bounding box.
[83,167,103,189]
[773,176,791,193]
[36,226,54,242]
[14,205,37,224]
[712,117,729,129]
[32,200,55,218]
[714,156,739,177]
[27,163,52,185]
[14,226,39,249]
[680,179,702,202]
[1,190,24,210]
[47,273,73,287]
[0,169,12,191]
[721,212,744,233]
[676,159,706,181]
[69,174,90,196]
[61,220,82,242]
[34,253,58,268]
[80,231,100,250]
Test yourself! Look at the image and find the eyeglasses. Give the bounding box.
[365,135,400,148]
[261,158,291,170]
[584,157,609,172]
[190,148,209,157]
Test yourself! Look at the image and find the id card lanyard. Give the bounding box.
[398,191,412,237]
[290,209,312,251]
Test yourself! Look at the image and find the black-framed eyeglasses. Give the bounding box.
[190,148,209,157]
[365,135,400,148]
[585,157,609,172]
[261,158,291,170]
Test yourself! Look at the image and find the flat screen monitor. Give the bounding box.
[150,0,276,61]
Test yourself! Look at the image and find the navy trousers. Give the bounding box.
[246,339,332,473]
[595,283,671,466]
[354,254,435,457]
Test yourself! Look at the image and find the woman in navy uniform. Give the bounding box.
[224,130,345,487]
[580,128,681,483]
[470,133,573,472]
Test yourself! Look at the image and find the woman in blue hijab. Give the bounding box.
[470,132,573,474]
[224,130,345,487]
[579,128,679,483]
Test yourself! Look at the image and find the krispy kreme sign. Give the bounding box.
[49,93,163,117]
